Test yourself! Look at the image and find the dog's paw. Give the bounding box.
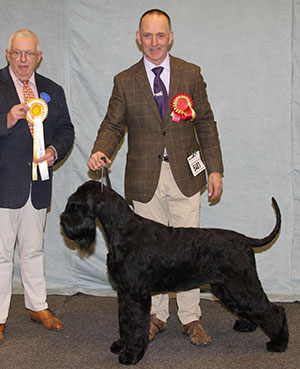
[233,318,257,332]
[118,350,144,366]
[110,339,124,355]
[266,340,288,353]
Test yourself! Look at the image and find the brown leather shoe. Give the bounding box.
[0,324,5,344]
[30,309,63,331]
[182,320,212,346]
[149,314,167,341]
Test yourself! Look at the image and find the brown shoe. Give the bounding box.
[30,309,63,331]
[182,320,212,346]
[149,314,167,341]
[0,324,5,344]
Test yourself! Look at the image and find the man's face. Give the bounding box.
[6,35,42,81]
[136,13,173,65]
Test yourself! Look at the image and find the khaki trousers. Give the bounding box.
[133,162,201,325]
[0,195,48,323]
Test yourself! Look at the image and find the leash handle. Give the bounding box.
[100,157,112,189]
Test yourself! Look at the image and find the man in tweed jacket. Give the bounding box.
[88,9,223,346]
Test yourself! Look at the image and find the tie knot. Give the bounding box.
[152,66,164,77]
[22,80,29,86]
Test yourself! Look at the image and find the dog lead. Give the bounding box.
[99,156,112,190]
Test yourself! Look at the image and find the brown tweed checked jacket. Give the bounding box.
[92,55,223,203]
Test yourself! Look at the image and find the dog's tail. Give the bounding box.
[248,197,281,248]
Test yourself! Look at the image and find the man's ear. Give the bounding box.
[168,31,174,46]
[136,30,142,46]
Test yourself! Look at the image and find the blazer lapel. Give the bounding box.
[0,66,20,106]
[35,73,48,99]
[35,73,52,124]
[167,55,182,124]
[134,59,164,123]
[169,56,182,102]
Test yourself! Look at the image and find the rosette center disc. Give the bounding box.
[31,103,42,117]
[177,98,189,111]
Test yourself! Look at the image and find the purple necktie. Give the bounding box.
[152,67,168,120]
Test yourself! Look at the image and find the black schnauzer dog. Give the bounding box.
[60,180,288,365]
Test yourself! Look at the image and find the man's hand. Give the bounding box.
[7,104,29,128]
[35,147,56,167]
[207,172,223,201]
[87,151,111,171]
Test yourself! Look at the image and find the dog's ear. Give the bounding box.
[60,199,97,251]
[73,216,96,251]
[62,214,96,251]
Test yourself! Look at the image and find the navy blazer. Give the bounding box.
[0,66,74,209]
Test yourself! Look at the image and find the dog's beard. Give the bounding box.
[60,212,96,251]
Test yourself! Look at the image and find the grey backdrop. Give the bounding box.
[0,0,299,301]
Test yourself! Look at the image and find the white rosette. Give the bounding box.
[26,98,49,181]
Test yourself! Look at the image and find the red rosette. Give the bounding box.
[171,93,196,122]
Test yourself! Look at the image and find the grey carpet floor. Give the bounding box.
[0,295,299,369]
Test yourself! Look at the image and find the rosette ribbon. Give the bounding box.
[26,98,49,181]
[171,93,196,122]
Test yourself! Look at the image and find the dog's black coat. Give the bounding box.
[60,180,288,365]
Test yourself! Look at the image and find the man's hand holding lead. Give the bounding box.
[87,152,111,171]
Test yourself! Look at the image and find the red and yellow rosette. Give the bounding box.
[171,93,196,122]
[26,98,49,181]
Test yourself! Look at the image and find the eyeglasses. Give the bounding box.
[10,50,39,60]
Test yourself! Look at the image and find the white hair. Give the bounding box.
[8,28,40,51]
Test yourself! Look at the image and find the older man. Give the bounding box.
[88,9,223,346]
[0,29,74,343]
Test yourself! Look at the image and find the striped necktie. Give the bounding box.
[22,80,35,136]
